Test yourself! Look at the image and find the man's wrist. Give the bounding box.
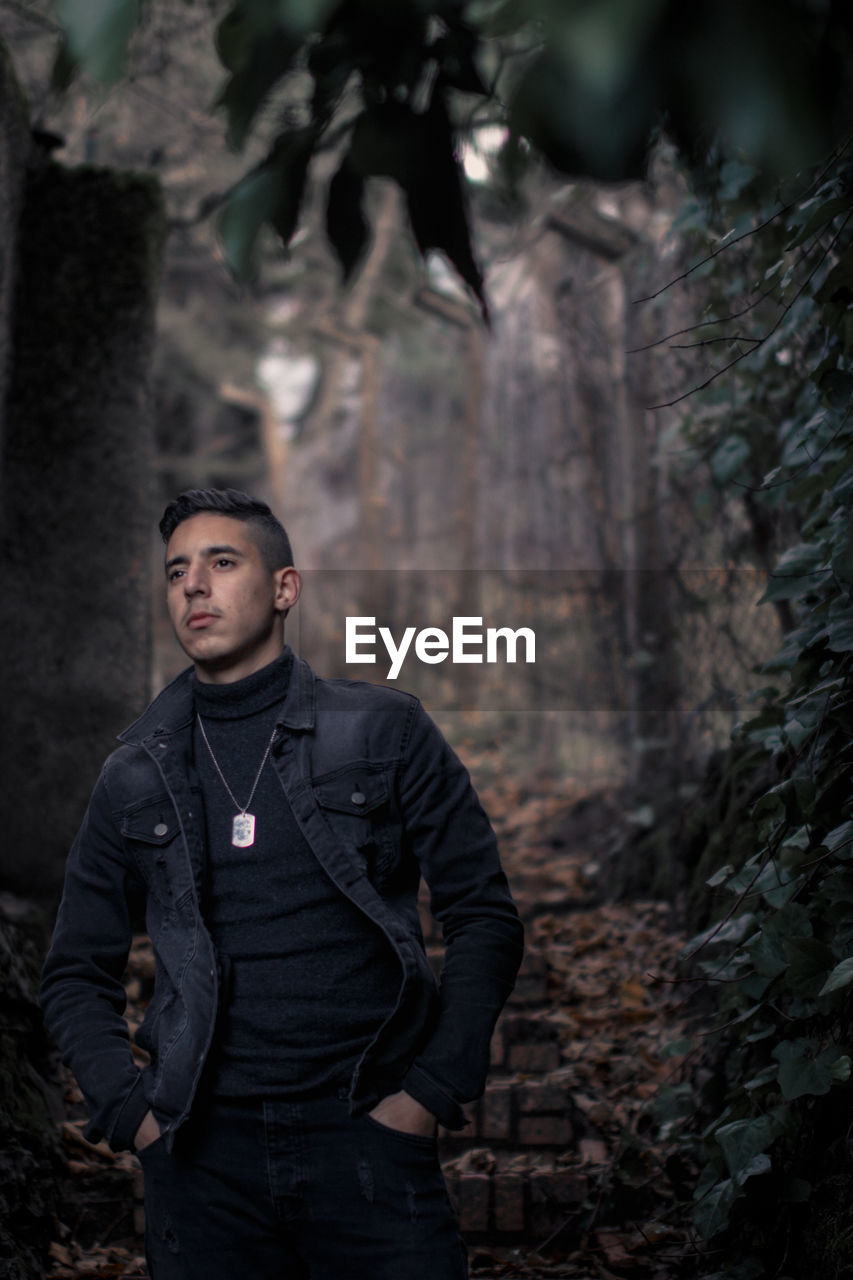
[133,1109,162,1152]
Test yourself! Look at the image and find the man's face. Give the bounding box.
[165,513,300,684]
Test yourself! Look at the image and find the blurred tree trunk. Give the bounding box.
[0,34,166,903]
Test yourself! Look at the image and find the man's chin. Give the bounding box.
[179,637,228,672]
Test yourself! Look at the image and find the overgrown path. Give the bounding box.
[46,781,701,1279]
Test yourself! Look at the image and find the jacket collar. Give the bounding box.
[117,645,316,745]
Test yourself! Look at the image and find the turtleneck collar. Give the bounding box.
[191,648,293,720]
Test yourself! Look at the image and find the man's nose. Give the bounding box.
[183,564,210,596]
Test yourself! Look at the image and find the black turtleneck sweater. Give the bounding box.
[191,650,401,1098]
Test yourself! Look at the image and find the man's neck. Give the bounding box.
[193,641,287,685]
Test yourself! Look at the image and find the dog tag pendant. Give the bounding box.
[232,813,256,848]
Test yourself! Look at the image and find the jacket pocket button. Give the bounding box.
[351,791,366,806]
[154,823,169,837]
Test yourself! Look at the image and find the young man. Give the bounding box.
[41,488,524,1280]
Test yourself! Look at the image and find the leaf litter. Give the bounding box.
[46,779,708,1279]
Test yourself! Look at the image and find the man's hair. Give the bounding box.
[159,488,294,571]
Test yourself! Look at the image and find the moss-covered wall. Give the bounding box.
[0,156,165,900]
[0,38,30,471]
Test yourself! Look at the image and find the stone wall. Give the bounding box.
[0,40,165,1277]
[0,37,30,472]
[0,39,166,901]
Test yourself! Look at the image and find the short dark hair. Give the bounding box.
[159,488,294,571]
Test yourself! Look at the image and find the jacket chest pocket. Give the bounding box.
[312,766,401,888]
[121,799,189,910]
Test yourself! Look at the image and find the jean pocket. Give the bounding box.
[362,1112,438,1148]
[135,1132,167,1162]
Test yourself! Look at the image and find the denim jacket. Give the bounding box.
[40,650,524,1152]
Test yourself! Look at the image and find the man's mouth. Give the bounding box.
[186,612,219,630]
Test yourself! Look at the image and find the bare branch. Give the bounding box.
[634,136,853,305]
[626,287,779,353]
[646,209,853,409]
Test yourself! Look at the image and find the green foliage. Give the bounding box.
[56,0,139,87]
[54,0,853,309]
[662,143,853,1274]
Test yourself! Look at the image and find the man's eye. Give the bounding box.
[215,558,234,568]
[168,569,184,582]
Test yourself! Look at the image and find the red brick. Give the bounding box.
[529,1170,588,1236]
[515,1078,570,1114]
[493,1172,525,1234]
[480,1083,512,1140]
[508,1042,561,1073]
[456,1171,491,1233]
[517,1114,573,1146]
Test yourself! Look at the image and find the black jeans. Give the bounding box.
[138,1092,469,1279]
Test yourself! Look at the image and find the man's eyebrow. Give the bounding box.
[164,544,246,572]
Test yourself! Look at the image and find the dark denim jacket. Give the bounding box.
[40,650,524,1152]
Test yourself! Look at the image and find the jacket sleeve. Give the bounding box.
[39,764,149,1152]
[397,702,524,1128]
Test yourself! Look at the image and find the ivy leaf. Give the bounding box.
[706,863,736,888]
[215,4,254,73]
[748,903,811,977]
[57,0,139,87]
[744,1064,779,1092]
[692,1175,737,1240]
[816,245,853,306]
[217,24,300,150]
[348,103,414,184]
[715,1111,785,1179]
[718,159,757,200]
[830,530,853,591]
[473,0,530,38]
[786,195,851,248]
[787,937,837,997]
[510,46,652,183]
[693,1144,773,1239]
[819,957,853,997]
[218,130,314,281]
[830,1054,852,1082]
[326,159,369,280]
[759,542,827,602]
[823,820,853,857]
[403,93,489,323]
[819,369,853,412]
[219,166,281,282]
[711,434,751,484]
[825,617,853,651]
[683,912,757,957]
[773,1038,837,1099]
[266,130,315,247]
[50,37,78,93]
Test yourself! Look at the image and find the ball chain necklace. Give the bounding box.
[196,713,278,848]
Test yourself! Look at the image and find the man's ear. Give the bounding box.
[273,566,302,615]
